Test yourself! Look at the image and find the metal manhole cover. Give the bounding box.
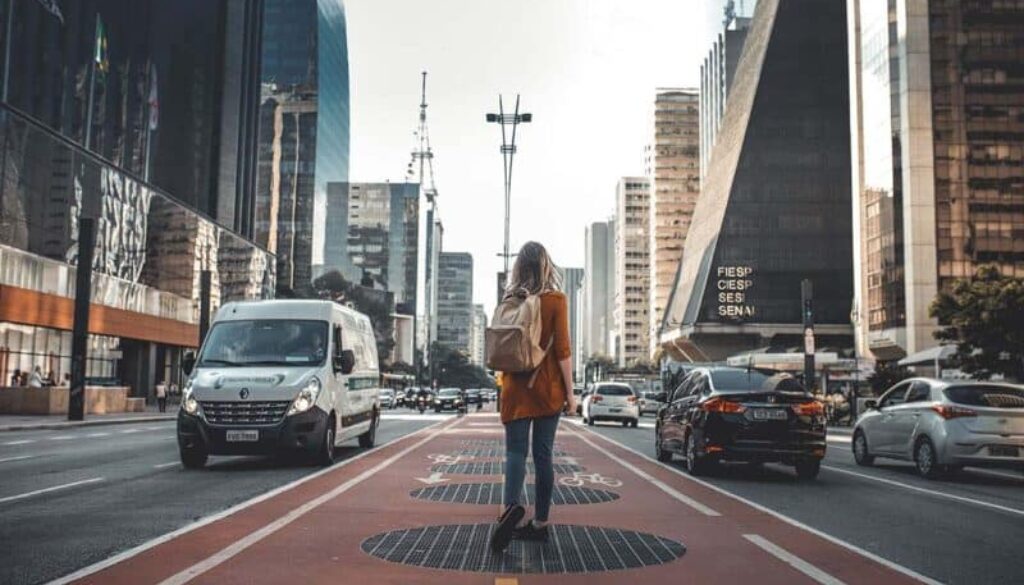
[453,448,571,457]
[411,483,619,505]
[431,462,582,475]
[362,523,684,573]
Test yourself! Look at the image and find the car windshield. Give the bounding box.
[379,390,394,396]
[439,389,461,397]
[944,385,1024,409]
[198,320,328,367]
[598,385,633,396]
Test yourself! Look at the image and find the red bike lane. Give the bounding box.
[65,413,933,585]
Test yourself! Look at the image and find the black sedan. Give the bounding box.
[464,389,482,405]
[433,388,465,412]
[653,367,826,480]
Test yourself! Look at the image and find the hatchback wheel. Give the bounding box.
[914,437,943,479]
[852,431,874,466]
[621,420,629,428]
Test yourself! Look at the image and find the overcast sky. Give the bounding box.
[347,0,730,313]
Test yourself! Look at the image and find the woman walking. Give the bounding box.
[490,242,576,553]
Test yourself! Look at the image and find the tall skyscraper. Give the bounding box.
[437,252,474,355]
[616,178,651,367]
[323,182,419,313]
[469,304,488,367]
[582,220,616,362]
[255,0,350,294]
[847,0,1024,361]
[700,14,753,182]
[558,267,584,372]
[648,89,701,358]
[661,0,853,362]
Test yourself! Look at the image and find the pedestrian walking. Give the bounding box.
[155,381,168,413]
[489,242,576,553]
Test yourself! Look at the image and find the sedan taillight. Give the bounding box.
[932,405,977,419]
[792,401,824,416]
[701,397,746,414]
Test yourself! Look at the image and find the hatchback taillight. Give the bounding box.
[627,396,637,404]
[932,405,977,419]
[591,395,603,403]
[792,401,824,416]
[701,398,746,414]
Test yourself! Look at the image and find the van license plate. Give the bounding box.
[752,409,787,421]
[226,430,259,442]
[609,408,622,413]
[990,445,1019,457]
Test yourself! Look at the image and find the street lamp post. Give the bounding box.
[486,96,531,301]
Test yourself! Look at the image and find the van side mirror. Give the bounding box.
[182,351,196,376]
[334,349,355,375]
[865,399,877,410]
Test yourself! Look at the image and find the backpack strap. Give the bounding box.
[526,335,555,390]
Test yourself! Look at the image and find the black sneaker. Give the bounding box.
[513,520,550,542]
[490,504,525,553]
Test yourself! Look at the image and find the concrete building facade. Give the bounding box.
[558,267,584,373]
[469,304,487,367]
[700,16,753,182]
[616,178,651,367]
[648,89,701,358]
[582,221,616,364]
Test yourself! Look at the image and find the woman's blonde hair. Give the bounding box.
[504,241,562,297]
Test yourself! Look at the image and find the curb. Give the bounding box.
[0,415,176,432]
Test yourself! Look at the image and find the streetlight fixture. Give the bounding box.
[486,95,531,300]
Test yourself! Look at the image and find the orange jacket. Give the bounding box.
[499,291,572,423]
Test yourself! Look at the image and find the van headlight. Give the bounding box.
[182,380,200,415]
[288,377,321,416]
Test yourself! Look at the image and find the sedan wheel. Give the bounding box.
[852,431,874,466]
[914,437,942,479]
[684,433,709,476]
[655,431,673,462]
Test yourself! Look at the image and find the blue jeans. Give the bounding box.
[503,414,560,522]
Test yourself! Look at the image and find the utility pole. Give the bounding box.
[802,279,815,392]
[486,96,531,301]
[69,218,96,421]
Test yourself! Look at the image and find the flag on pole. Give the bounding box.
[94,15,108,73]
[147,65,159,131]
[35,0,64,25]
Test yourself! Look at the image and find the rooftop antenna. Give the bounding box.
[410,71,441,381]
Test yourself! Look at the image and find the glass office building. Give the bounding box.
[437,252,473,355]
[0,1,273,396]
[256,0,350,293]
[661,0,854,362]
[848,0,1024,360]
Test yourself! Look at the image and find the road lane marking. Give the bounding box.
[2,439,35,446]
[744,534,847,585]
[120,428,142,434]
[154,462,180,469]
[577,425,942,585]
[49,435,75,441]
[0,455,36,464]
[826,435,851,444]
[822,465,1024,519]
[156,418,461,585]
[0,477,104,505]
[50,416,454,584]
[86,432,110,437]
[381,413,452,421]
[563,428,720,516]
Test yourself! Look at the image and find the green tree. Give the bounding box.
[311,270,396,364]
[431,343,494,389]
[929,264,1024,381]
[867,361,912,394]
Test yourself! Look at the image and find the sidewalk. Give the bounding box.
[59,413,931,585]
[0,405,176,432]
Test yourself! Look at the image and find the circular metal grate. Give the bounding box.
[431,462,582,475]
[362,523,685,574]
[453,448,571,458]
[411,483,619,505]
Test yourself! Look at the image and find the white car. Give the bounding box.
[177,300,381,469]
[582,383,640,428]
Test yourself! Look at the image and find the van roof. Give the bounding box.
[214,299,368,324]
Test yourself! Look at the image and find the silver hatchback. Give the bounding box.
[852,378,1024,478]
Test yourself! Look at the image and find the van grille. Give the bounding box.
[200,401,290,426]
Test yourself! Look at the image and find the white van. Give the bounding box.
[176,300,381,468]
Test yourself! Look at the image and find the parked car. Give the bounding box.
[639,390,664,416]
[434,388,465,412]
[177,300,380,469]
[654,367,826,480]
[378,389,396,409]
[852,378,1024,479]
[582,383,639,427]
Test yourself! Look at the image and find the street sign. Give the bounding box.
[804,327,815,355]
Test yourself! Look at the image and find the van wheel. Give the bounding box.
[317,416,336,466]
[180,447,207,470]
[358,410,378,448]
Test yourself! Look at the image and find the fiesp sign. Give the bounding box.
[716,265,756,319]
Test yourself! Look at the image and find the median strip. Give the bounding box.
[0,477,105,505]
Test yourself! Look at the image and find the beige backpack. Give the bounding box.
[486,290,552,382]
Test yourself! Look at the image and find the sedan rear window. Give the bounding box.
[598,385,633,396]
[710,370,771,391]
[944,385,1024,409]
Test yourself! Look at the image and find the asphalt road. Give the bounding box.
[0,412,447,585]
[574,416,1024,585]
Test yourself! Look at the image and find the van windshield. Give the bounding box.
[198,320,328,367]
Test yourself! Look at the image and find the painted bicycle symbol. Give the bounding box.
[559,472,622,488]
[427,453,469,465]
